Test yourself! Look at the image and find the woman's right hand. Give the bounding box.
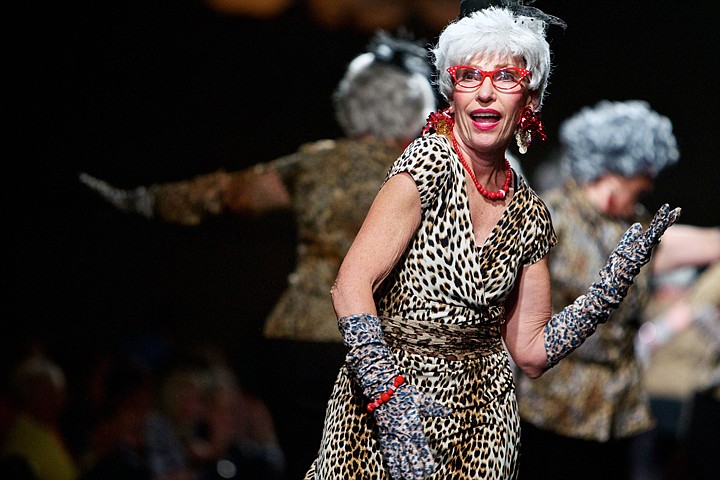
[544,204,682,368]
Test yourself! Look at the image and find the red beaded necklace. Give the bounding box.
[423,108,512,200]
[451,135,512,200]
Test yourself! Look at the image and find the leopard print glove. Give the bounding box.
[339,313,449,480]
[544,204,681,368]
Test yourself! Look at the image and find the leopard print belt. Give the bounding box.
[380,315,504,361]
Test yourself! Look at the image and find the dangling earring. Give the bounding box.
[422,108,454,137]
[515,106,547,154]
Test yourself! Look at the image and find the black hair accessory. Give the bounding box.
[460,0,566,29]
[367,30,432,80]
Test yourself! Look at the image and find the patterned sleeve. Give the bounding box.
[262,142,318,185]
[383,135,453,210]
[521,187,557,267]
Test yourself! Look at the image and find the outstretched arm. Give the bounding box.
[651,224,720,274]
[79,167,291,226]
[504,204,681,378]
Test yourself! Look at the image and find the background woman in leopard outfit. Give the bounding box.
[516,100,720,480]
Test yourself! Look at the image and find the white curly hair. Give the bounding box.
[432,7,553,108]
[560,100,680,184]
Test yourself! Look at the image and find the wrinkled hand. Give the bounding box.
[373,384,450,480]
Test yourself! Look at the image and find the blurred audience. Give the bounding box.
[634,263,720,479]
[160,345,285,480]
[0,336,284,480]
[77,355,191,480]
[0,353,79,480]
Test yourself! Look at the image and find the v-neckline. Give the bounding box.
[461,163,517,253]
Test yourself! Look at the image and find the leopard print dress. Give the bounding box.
[305,133,556,479]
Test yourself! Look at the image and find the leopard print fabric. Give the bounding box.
[517,181,657,441]
[305,134,556,479]
[264,138,406,341]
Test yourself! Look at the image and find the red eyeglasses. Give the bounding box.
[447,66,531,91]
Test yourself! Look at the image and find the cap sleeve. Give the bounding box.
[520,181,557,266]
[384,135,453,210]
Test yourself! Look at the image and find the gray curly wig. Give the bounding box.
[560,100,680,184]
[432,6,553,108]
[333,33,436,141]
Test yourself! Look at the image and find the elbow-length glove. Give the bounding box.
[339,313,450,480]
[544,204,681,368]
[79,171,228,225]
[79,172,157,220]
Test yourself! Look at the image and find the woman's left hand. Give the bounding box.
[373,384,450,480]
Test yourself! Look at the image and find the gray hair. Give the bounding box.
[432,7,553,108]
[334,51,436,141]
[560,100,680,184]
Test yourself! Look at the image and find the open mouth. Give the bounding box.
[471,112,500,124]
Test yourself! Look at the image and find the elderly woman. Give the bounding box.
[516,100,720,480]
[304,2,681,480]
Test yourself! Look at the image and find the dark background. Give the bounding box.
[7,0,720,387]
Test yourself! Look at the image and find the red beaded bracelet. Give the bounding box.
[366,375,405,412]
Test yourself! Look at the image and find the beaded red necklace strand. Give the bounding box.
[451,135,512,200]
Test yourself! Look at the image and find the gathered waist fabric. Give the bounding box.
[380,315,504,361]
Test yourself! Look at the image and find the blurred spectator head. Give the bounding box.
[334,30,436,143]
[10,356,68,425]
[559,100,679,185]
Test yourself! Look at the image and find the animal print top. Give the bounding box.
[261,138,405,341]
[376,133,556,336]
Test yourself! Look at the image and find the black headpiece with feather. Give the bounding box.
[460,0,566,29]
